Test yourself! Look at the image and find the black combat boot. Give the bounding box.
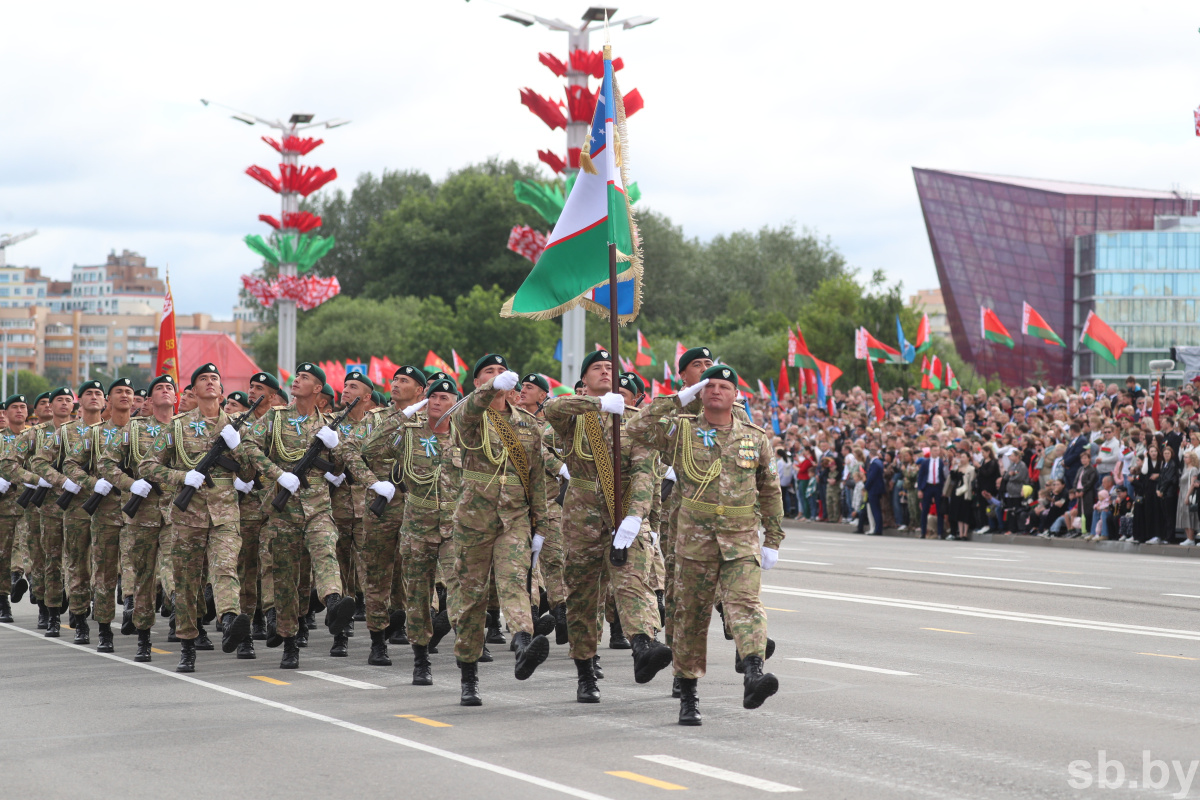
[435,583,447,613]
[428,609,451,652]
[734,638,776,674]
[412,644,432,686]
[202,584,217,623]
[96,623,114,653]
[388,610,409,645]
[741,655,779,709]
[630,634,673,684]
[176,639,197,673]
[553,602,568,645]
[512,631,549,681]
[304,610,316,630]
[323,592,355,636]
[73,616,90,645]
[716,601,734,640]
[0,594,11,623]
[251,607,266,640]
[345,619,355,638]
[134,629,152,662]
[678,678,702,726]
[574,657,600,703]
[236,638,256,659]
[671,676,681,698]
[608,613,631,650]
[533,607,556,638]
[265,608,281,647]
[37,601,48,630]
[44,611,60,637]
[655,590,666,627]
[354,592,366,622]
[295,618,309,648]
[220,611,251,654]
[458,660,482,706]
[280,636,300,669]
[485,609,506,645]
[368,630,391,666]
[11,571,28,604]
[593,654,604,679]
[120,595,135,635]
[160,590,174,617]
[479,644,493,663]
[167,613,178,642]
[194,625,214,651]
[330,632,349,657]
[309,588,324,614]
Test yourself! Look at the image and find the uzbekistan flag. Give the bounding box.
[914,313,932,355]
[1021,302,1065,347]
[981,307,1014,348]
[502,45,641,323]
[1079,310,1126,365]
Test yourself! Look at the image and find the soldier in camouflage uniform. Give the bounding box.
[139,363,253,672]
[627,366,784,726]
[28,386,90,641]
[450,355,550,706]
[237,362,356,670]
[0,391,55,629]
[0,394,30,622]
[618,373,668,627]
[99,373,177,662]
[241,372,288,644]
[544,351,672,703]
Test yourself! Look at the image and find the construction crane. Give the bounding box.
[0,230,37,268]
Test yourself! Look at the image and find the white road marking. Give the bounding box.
[1,624,617,800]
[790,658,915,676]
[761,585,1200,642]
[298,670,383,689]
[953,556,1023,562]
[636,755,801,793]
[1164,594,1200,599]
[779,559,833,566]
[868,567,1108,590]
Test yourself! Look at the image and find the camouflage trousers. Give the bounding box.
[362,499,405,633]
[403,532,459,645]
[39,510,65,609]
[648,536,666,592]
[264,508,340,639]
[672,554,767,680]
[126,524,161,631]
[257,513,274,610]
[563,523,659,661]
[661,489,682,646]
[89,521,121,624]
[453,517,534,664]
[825,481,842,522]
[0,514,18,595]
[172,521,242,641]
[156,522,175,601]
[333,514,364,599]
[10,514,29,577]
[24,509,42,600]
[119,527,135,599]
[237,514,266,615]
[538,508,567,607]
[63,513,93,616]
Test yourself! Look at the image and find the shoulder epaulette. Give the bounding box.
[513,405,536,418]
[403,419,423,429]
[271,405,289,411]
[742,421,768,435]
[678,413,698,420]
[172,411,190,420]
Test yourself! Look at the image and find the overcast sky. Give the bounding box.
[3,1,1199,319]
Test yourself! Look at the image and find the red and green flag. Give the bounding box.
[856,327,905,364]
[944,361,959,390]
[920,355,933,390]
[777,358,791,399]
[542,374,573,397]
[927,355,944,390]
[1021,302,1065,347]
[792,326,818,370]
[1079,310,1126,365]
[635,329,656,366]
[914,313,932,355]
[866,357,884,422]
[981,307,1014,348]
[424,350,453,375]
[451,349,471,386]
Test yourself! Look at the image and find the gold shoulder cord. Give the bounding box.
[271,409,306,465]
[403,421,454,505]
[677,418,722,498]
[172,418,202,471]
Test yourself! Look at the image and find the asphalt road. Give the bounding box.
[4,525,1200,799]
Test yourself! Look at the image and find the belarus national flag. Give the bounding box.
[856,328,905,364]
[792,326,818,370]
[914,313,932,355]
[981,307,1014,348]
[502,47,641,322]
[1079,310,1126,365]
[927,355,944,390]
[1021,302,1065,347]
[636,329,656,366]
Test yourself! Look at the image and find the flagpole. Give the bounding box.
[608,241,627,566]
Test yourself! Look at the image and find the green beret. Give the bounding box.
[296,362,325,385]
[3,394,27,410]
[679,346,713,372]
[107,377,133,395]
[134,388,148,398]
[249,372,280,391]
[621,371,645,395]
[426,377,462,398]
[521,373,549,394]
[574,380,585,393]
[225,391,250,408]
[424,370,448,384]
[148,374,177,394]
[78,379,104,396]
[473,353,508,378]
[191,363,219,385]
[48,387,73,402]
[321,383,335,399]
[700,364,738,387]
[33,391,51,407]
[393,365,428,387]
[580,348,612,379]
[344,370,373,391]
[183,384,192,392]
[277,388,289,403]
[371,390,387,407]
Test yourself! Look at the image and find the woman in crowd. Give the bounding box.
[1151,444,1181,545]
[795,446,815,521]
[975,446,1001,533]
[950,452,975,540]
[1179,450,1200,546]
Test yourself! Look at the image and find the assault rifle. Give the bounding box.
[172,397,263,512]
[270,398,358,513]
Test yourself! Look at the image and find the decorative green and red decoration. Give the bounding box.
[981,307,1014,349]
[1021,302,1065,347]
[1079,310,1127,365]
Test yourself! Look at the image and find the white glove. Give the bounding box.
[130,479,152,498]
[62,479,81,495]
[493,370,520,392]
[678,378,709,407]
[599,392,625,415]
[277,472,300,494]
[613,515,642,549]
[233,477,253,494]
[0,478,10,494]
[761,547,779,571]
[650,530,660,547]
[37,478,52,489]
[93,478,113,496]
[184,470,205,489]
[23,483,34,490]
[324,472,345,487]
[316,426,339,449]
[664,466,677,482]
[558,463,570,481]
[531,533,545,567]
[370,480,395,503]
[220,424,241,450]
[402,398,428,419]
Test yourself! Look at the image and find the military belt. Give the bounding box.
[681,497,756,517]
[207,477,235,487]
[462,469,524,487]
[568,477,598,493]
[405,493,456,512]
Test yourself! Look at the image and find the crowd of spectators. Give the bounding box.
[745,375,1200,545]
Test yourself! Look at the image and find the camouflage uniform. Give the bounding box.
[28,421,88,616]
[237,476,268,615]
[626,395,784,679]
[647,457,668,592]
[0,423,49,602]
[544,394,658,661]
[62,420,124,625]
[98,417,170,632]
[139,408,243,641]
[239,406,345,638]
[329,412,377,604]
[538,422,568,608]
[0,430,25,599]
[451,377,547,664]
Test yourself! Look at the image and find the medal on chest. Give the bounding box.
[736,434,758,468]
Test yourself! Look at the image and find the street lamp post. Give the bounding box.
[499,7,656,387]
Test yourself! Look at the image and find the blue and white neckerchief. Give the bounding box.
[696,429,718,448]
[338,423,352,437]
[419,436,439,458]
[287,415,309,436]
[144,423,163,437]
[102,428,120,446]
[188,420,208,437]
[75,424,87,438]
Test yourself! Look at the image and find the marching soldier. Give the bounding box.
[241,372,286,647]
[0,394,29,623]
[139,363,253,672]
[626,367,784,726]
[619,373,668,627]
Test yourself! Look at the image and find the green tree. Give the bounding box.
[2,370,49,399]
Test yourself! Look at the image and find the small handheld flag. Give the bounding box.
[981,307,1014,349]
[1021,302,1065,347]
